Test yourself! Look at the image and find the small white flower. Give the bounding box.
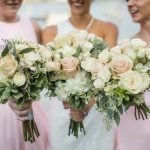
[137,48,147,58]
[146,48,150,60]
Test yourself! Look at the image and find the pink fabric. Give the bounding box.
[116,92,150,150]
[0,17,50,150]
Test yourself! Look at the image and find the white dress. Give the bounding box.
[41,20,115,150]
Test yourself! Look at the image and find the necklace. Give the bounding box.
[69,17,94,31]
[85,17,94,31]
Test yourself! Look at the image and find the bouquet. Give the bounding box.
[46,30,107,137]
[95,38,150,129]
[0,38,50,142]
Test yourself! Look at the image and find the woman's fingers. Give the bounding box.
[69,109,85,122]
[63,101,70,109]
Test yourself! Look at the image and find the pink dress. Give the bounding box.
[0,17,50,150]
[116,92,150,150]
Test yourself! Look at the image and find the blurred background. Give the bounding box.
[20,0,140,40]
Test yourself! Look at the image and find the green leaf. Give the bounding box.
[18,48,35,54]
[1,44,10,57]
[114,112,120,126]
[73,46,82,58]
[1,89,10,100]
[107,109,114,119]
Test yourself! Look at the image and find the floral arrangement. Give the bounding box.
[46,30,107,137]
[0,38,50,142]
[95,38,150,129]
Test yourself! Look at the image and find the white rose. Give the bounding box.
[99,49,111,64]
[69,30,88,46]
[13,72,26,86]
[58,46,76,57]
[45,61,61,72]
[131,38,147,50]
[0,54,18,77]
[120,71,144,94]
[123,48,137,61]
[97,66,111,82]
[53,35,72,48]
[110,54,133,75]
[81,57,96,72]
[82,41,93,51]
[110,46,122,54]
[81,58,103,78]
[93,78,105,89]
[38,46,52,60]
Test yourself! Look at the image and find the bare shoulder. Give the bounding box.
[94,19,118,48]
[95,19,118,33]
[31,19,42,43]
[42,25,57,44]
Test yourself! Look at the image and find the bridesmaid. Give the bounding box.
[116,0,150,150]
[42,0,118,150]
[0,0,50,150]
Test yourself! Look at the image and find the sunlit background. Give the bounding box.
[20,0,140,39]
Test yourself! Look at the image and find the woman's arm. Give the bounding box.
[42,25,57,44]
[31,20,42,44]
[103,22,118,48]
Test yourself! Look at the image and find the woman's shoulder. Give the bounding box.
[95,19,118,33]
[42,25,57,44]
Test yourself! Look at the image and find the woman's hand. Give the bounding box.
[63,101,89,122]
[69,108,88,122]
[8,100,32,121]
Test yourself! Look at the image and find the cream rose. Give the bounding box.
[45,61,61,72]
[58,45,76,57]
[110,54,133,75]
[61,56,79,74]
[120,71,144,94]
[38,46,52,60]
[70,30,88,47]
[99,49,111,64]
[97,66,111,82]
[13,72,26,86]
[0,54,18,77]
[93,78,105,89]
[53,35,72,49]
[110,46,122,54]
[82,41,93,51]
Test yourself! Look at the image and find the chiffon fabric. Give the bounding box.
[0,17,50,150]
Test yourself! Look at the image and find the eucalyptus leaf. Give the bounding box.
[18,48,35,54]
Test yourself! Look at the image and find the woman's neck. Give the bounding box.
[69,14,93,30]
[136,20,150,46]
[0,15,19,23]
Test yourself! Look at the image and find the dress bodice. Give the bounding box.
[0,17,37,45]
